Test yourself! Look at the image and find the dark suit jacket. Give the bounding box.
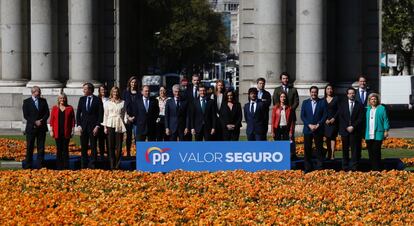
[258,89,271,109]
[338,100,364,136]
[165,98,190,133]
[273,85,300,110]
[190,97,215,133]
[127,96,160,136]
[76,95,103,132]
[219,102,242,129]
[23,97,50,133]
[185,84,199,103]
[244,100,267,136]
[300,98,327,135]
[355,88,372,107]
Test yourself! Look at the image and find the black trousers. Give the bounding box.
[273,126,289,141]
[341,134,361,171]
[136,133,156,142]
[107,128,124,169]
[125,123,134,156]
[247,132,266,141]
[304,133,324,172]
[55,137,70,170]
[80,128,98,169]
[156,117,169,141]
[195,125,213,141]
[169,128,186,141]
[25,129,46,169]
[223,128,240,141]
[366,139,383,171]
[97,127,108,159]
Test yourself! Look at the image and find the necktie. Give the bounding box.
[312,101,316,115]
[250,102,254,114]
[86,96,91,112]
[283,86,287,92]
[194,87,198,98]
[34,98,39,110]
[144,98,149,112]
[201,99,206,113]
[176,99,179,110]
[349,101,354,116]
[361,90,365,104]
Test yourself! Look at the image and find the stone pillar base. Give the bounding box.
[0,80,28,87]
[26,80,62,88]
[294,80,328,97]
[66,80,102,88]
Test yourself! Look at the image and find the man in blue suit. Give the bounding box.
[300,86,327,172]
[244,88,268,141]
[165,84,191,141]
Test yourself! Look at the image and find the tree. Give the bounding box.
[382,0,414,74]
[146,0,229,74]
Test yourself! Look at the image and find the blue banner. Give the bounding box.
[136,141,291,172]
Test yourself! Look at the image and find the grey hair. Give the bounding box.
[172,84,180,91]
[31,86,41,94]
[367,92,381,105]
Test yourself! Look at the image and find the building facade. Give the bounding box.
[239,0,381,102]
[0,0,381,129]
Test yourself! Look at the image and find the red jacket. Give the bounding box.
[271,105,295,135]
[50,105,75,139]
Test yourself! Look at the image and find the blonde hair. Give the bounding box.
[367,92,381,106]
[57,93,68,106]
[110,86,121,100]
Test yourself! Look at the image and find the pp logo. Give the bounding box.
[145,147,171,165]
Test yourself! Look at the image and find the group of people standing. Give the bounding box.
[22,73,390,171]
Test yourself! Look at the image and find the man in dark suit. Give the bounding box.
[127,85,160,141]
[165,84,190,141]
[272,72,300,159]
[355,75,371,107]
[338,88,365,171]
[183,74,200,141]
[244,88,268,141]
[76,83,103,169]
[256,78,271,134]
[22,86,50,169]
[354,75,372,160]
[185,74,201,103]
[190,85,215,141]
[272,72,299,111]
[300,86,327,172]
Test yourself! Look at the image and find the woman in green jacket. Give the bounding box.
[365,93,390,171]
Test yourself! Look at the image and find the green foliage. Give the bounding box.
[144,0,229,74]
[382,0,414,71]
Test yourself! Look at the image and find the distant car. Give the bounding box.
[142,73,181,97]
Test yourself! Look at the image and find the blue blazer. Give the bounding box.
[300,98,327,135]
[243,100,267,136]
[164,98,190,133]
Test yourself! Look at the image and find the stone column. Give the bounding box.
[336,0,361,88]
[66,0,101,88]
[26,0,62,88]
[0,0,28,86]
[239,0,284,98]
[295,0,327,90]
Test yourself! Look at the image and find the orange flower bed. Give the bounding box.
[0,137,412,162]
[0,170,413,224]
